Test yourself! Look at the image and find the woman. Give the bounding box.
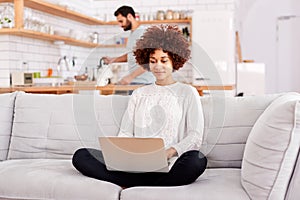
[72,25,207,188]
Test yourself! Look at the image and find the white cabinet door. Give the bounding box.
[237,63,265,95]
[191,11,236,86]
[277,16,300,93]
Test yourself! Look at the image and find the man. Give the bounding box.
[102,6,155,85]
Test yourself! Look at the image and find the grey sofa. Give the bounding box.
[0,91,299,200]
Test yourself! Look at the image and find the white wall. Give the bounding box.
[237,0,300,93]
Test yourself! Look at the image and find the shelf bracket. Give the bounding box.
[14,0,24,29]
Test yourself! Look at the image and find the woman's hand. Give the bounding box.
[166,147,178,159]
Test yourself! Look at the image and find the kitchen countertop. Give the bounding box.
[0,83,235,96]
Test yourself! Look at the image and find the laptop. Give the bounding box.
[98,137,176,173]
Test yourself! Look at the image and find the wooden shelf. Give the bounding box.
[0,0,192,26]
[104,19,192,25]
[0,28,126,48]
[0,0,106,25]
[0,0,192,47]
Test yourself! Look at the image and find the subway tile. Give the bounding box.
[10,60,22,70]
[207,4,227,10]
[226,3,236,11]
[9,52,23,61]
[198,0,217,3]
[21,37,35,44]
[0,78,10,87]
[23,53,36,62]
[9,35,22,42]
[189,4,207,11]
[27,45,40,54]
[0,61,10,69]
[39,46,49,54]
[9,42,17,51]
[0,52,10,60]
[0,42,10,51]
[217,0,236,3]
[0,35,9,41]
[179,0,197,5]
[16,43,28,52]
[0,69,10,78]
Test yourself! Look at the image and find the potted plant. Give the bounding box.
[0,17,3,29]
[3,17,12,28]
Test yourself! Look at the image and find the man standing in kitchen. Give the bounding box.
[102,5,155,85]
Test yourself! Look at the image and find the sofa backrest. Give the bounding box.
[8,92,129,159]
[0,92,17,161]
[7,91,281,168]
[201,94,281,168]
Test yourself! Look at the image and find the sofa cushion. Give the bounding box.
[0,159,121,200]
[8,92,129,159]
[200,94,280,168]
[0,92,17,161]
[121,168,249,200]
[241,92,300,199]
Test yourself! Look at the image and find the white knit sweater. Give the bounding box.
[118,82,204,156]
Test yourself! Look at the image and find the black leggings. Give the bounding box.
[72,148,207,188]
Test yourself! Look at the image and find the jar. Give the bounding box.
[135,12,140,21]
[179,10,186,19]
[165,10,173,20]
[173,11,180,20]
[156,10,165,21]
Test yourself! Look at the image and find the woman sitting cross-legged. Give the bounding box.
[72,25,207,188]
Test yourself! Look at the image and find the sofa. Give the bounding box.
[0,91,299,200]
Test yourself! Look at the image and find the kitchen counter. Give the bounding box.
[0,83,235,96]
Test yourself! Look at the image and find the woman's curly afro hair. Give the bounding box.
[134,25,190,71]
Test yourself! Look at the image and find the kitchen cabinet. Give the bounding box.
[0,0,192,48]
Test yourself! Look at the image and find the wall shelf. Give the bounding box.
[0,28,126,48]
[0,0,192,47]
[0,0,106,25]
[104,19,192,25]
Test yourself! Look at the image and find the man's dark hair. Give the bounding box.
[114,6,136,18]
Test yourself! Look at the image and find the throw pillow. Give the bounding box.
[241,92,300,200]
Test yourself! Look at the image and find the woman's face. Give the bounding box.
[149,49,174,85]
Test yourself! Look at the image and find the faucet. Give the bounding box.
[98,57,105,70]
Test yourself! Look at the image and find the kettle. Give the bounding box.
[96,58,113,86]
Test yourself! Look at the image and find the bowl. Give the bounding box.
[74,74,88,81]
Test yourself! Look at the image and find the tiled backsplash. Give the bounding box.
[0,0,237,87]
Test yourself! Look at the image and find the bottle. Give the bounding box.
[156,10,165,20]
[166,10,173,20]
[22,62,29,72]
[92,32,99,44]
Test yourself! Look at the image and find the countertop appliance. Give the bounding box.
[11,72,34,86]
